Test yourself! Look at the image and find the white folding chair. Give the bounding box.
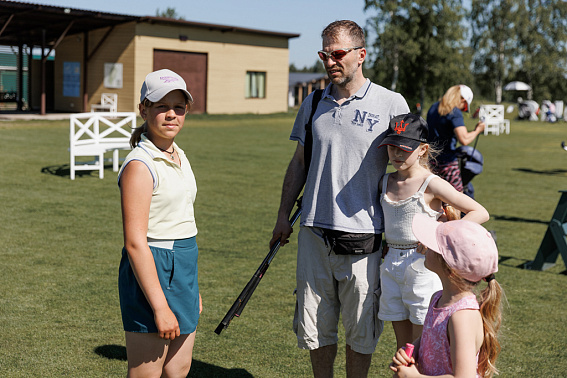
[480,105,510,136]
[91,93,118,113]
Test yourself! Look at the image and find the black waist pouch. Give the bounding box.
[321,229,382,255]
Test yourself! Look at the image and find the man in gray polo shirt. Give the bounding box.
[270,20,409,377]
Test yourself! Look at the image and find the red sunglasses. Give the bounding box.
[318,46,363,61]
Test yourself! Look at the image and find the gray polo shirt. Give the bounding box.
[291,79,409,233]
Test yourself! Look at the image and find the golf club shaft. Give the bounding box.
[215,197,302,335]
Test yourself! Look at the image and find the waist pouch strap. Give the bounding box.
[321,229,382,255]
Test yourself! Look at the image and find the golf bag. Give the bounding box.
[518,100,540,121]
[456,145,483,199]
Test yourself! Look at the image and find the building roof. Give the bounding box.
[0,1,299,48]
[0,1,139,47]
[141,17,300,39]
[289,72,327,87]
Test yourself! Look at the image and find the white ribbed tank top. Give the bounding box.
[380,174,443,246]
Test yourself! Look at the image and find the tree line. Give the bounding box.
[292,1,567,110]
[365,0,567,107]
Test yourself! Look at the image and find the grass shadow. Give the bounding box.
[493,214,549,225]
[94,345,253,377]
[513,168,567,176]
[41,163,115,178]
[498,255,567,275]
[94,344,127,361]
[188,360,254,377]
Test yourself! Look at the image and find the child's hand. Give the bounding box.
[416,243,426,255]
[390,347,415,369]
[392,363,420,378]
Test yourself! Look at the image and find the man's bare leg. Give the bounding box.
[346,344,372,378]
[310,344,337,378]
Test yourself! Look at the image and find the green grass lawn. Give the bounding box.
[0,112,566,377]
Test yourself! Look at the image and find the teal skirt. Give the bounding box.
[119,237,199,334]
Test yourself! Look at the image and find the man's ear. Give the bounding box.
[358,47,367,65]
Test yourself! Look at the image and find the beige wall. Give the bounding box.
[134,23,290,114]
[55,21,291,114]
[56,23,137,113]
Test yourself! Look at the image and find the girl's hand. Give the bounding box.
[391,347,415,369]
[199,293,203,314]
[392,363,420,378]
[416,243,426,255]
[155,307,180,340]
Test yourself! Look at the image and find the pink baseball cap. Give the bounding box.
[412,214,498,282]
[140,69,193,103]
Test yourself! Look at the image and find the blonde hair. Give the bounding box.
[436,257,503,378]
[437,85,464,116]
[130,95,192,148]
[418,142,440,171]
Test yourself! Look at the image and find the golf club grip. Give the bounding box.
[214,198,303,335]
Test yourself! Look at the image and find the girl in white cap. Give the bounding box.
[117,69,200,376]
[426,85,485,192]
[377,113,489,352]
[390,214,503,378]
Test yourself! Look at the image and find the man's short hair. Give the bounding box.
[321,20,365,47]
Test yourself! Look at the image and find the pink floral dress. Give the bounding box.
[418,291,481,377]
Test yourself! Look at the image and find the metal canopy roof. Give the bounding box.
[0,1,299,48]
[0,1,139,47]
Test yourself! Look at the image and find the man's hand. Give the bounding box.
[270,217,293,249]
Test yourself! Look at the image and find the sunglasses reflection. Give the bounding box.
[318,46,363,61]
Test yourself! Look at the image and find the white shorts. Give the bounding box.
[293,226,383,355]
[378,247,442,325]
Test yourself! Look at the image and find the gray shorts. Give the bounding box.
[293,226,383,355]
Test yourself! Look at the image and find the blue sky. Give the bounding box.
[17,0,370,68]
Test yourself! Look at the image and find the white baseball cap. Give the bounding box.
[460,85,473,112]
[140,69,193,103]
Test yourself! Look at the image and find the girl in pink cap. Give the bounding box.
[390,214,503,378]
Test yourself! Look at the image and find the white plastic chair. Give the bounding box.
[91,93,118,113]
[479,105,510,136]
[69,112,136,179]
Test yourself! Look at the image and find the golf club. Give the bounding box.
[215,197,302,335]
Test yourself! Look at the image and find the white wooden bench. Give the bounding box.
[70,112,136,180]
[479,105,510,136]
[91,93,118,113]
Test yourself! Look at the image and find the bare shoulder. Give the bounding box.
[120,160,153,190]
[449,308,484,350]
[427,175,454,190]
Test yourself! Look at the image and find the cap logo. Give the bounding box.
[160,76,179,83]
[394,120,408,135]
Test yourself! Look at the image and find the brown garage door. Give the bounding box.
[153,50,207,114]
